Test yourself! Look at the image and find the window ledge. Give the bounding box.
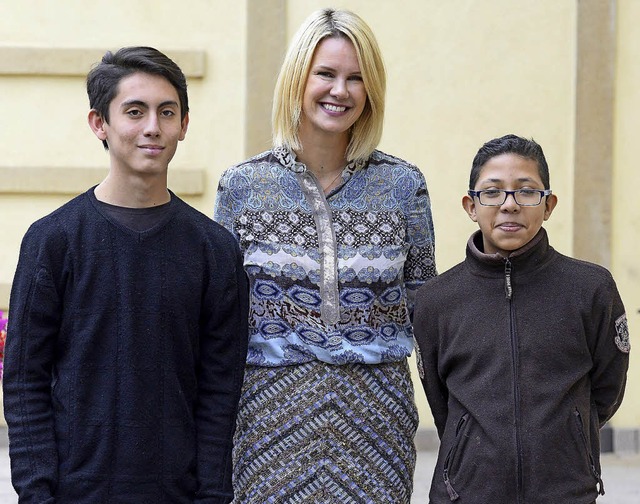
[0,166,205,195]
[0,47,205,78]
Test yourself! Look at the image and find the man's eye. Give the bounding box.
[127,110,142,117]
[518,189,537,196]
[483,190,502,198]
[161,110,176,117]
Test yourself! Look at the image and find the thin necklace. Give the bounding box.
[320,169,343,193]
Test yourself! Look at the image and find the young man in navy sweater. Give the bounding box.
[4,46,249,503]
[414,134,629,503]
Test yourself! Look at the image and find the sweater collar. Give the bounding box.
[466,228,553,275]
[87,186,180,238]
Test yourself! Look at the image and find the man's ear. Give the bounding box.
[543,193,558,221]
[462,194,478,222]
[88,109,108,141]
[179,112,189,141]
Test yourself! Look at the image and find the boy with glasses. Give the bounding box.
[413,134,629,503]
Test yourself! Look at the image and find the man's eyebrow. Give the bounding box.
[158,100,180,108]
[478,178,503,185]
[120,99,148,109]
[479,177,537,184]
[120,99,179,109]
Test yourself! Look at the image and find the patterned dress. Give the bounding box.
[214,147,436,503]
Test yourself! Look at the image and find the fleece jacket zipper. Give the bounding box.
[505,258,523,502]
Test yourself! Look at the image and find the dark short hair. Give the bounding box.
[469,134,550,190]
[86,46,189,149]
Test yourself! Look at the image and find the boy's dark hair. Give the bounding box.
[86,46,189,149]
[469,134,550,190]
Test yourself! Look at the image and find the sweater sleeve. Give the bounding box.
[194,231,249,503]
[589,273,630,427]
[3,223,67,503]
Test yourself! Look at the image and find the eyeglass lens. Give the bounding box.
[479,190,542,206]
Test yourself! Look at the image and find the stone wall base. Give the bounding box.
[415,426,640,454]
[2,425,638,454]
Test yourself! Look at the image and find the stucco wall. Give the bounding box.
[611,0,640,428]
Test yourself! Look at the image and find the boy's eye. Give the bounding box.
[517,189,537,196]
[482,189,502,198]
[161,109,176,117]
[127,109,142,117]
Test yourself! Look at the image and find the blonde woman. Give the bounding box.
[215,8,436,503]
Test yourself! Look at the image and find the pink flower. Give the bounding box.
[0,310,7,381]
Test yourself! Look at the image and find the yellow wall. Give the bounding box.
[612,0,640,427]
[0,0,637,432]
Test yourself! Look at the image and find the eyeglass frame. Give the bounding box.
[467,189,553,207]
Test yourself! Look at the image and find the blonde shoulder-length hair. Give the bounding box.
[272,8,386,162]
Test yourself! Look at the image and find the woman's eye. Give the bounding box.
[348,75,363,81]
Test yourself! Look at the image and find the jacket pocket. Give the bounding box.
[442,412,470,501]
[573,408,605,495]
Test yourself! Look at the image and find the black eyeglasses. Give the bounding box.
[468,189,552,206]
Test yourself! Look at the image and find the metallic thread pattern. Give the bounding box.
[232,360,419,503]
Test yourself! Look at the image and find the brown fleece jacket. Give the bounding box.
[413,228,629,504]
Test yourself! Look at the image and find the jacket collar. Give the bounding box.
[466,228,554,275]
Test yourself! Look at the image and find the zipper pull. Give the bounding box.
[504,258,513,299]
[596,471,605,495]
[443,469,460,501]
[574,409,605,495]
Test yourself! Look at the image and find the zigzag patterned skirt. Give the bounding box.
[231,359,418,503]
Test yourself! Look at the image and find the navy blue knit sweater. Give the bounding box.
[3,188,249,503]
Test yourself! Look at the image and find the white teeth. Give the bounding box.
[323,104,346,112]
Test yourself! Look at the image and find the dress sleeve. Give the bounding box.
[194,230,249,503]
[213,169,241,243]
[403,168,437,316]
[3,223,66,503]
[589,273,630,427]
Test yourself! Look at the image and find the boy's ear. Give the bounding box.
[179,112,189,141]
[88,109,108,141]
[462,194,478,222]
[543,193,558,221]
